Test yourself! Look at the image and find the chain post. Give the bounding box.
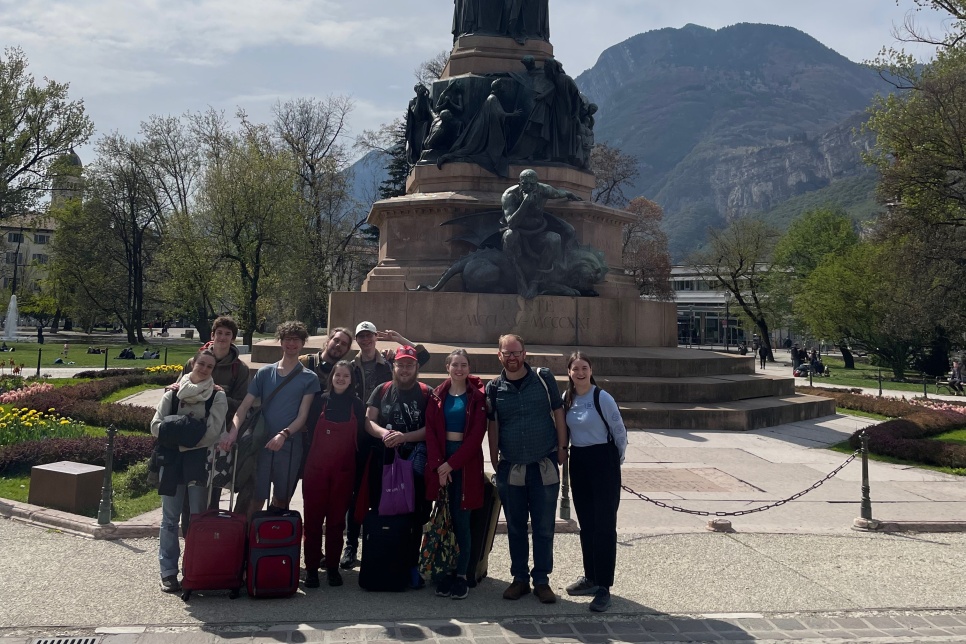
[860,431,872,521]
[35,347,41,377]
[97,424,118,525]
[922,372,927,399]
[809,365,813,387]
[559,456,571,520]
[164,346,168,365]
[104,348,108,371]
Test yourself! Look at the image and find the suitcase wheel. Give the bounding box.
[229,588,240,599]
[181,590,191,602]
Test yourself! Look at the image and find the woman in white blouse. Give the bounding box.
[561,352,627,613]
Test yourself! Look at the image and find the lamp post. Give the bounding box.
[723,291,732,352]
[688,306,695,349]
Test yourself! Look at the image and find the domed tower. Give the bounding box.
[50,148,83,209]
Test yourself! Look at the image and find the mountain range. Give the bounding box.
[352,22,892,259]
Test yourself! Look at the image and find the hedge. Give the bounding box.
[797,386,921,418]
[0,435,155,476]
[848,408,966,469]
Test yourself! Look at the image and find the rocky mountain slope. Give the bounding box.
[574,23,890,257]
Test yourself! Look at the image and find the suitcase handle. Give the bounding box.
[207,442,238,510]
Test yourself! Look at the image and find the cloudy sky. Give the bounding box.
[1,0,951,162]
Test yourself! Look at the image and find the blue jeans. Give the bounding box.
[496,458,559,585]
[159,483,208,578]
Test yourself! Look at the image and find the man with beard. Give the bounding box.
[486,334,567,604]
[300,327,353,384]
[365,346,433,589]
[340,322,430,570]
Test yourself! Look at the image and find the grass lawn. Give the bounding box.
[783,353,934,395]
[0,470,160,521]
[935,428,966,445]
[836,407,892,422]
[0,340,211,370]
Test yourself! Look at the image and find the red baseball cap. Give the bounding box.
[394,346,418,362]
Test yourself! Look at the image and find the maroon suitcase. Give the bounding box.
[181,447,246,601]
[246,508,302,598]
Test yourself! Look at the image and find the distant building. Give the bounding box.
[670,265,744,347]
[0,215,56,293]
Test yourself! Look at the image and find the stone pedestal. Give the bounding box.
[443,35,554,77]
[330,291,676,348]
[29,461,104,514]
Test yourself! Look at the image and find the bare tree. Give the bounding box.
[591,143,640,208]
[623,197,673,300]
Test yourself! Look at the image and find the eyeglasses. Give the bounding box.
[500,350,523,358]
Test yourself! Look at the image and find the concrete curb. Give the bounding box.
[0,498,157,539]
[853,517,966,533]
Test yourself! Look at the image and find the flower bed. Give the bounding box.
[847,408,966,469]
[0,407,86,446]
[0,382,53,404]
[797,386,921,417]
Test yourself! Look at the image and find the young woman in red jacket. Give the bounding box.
[425,348,487,600]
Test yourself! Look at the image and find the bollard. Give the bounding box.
[164,346,168,365]
[97,425,118,525]
[809,367,813,387]
[922,372,928,399]
[860,431,872,521]
[559,456,571,521]
[35,347,41,378]
[104,348,108,371]
[878,365,883,397]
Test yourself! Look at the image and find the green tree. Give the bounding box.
[769,207,861,366]
[0,47,94,216]
[798,241,930,380]
[689,217,782,360]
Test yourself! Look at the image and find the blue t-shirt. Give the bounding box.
[566,386,628,463]
[444,392,468,434]
[249,363,321,434]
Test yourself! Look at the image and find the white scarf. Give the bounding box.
[176,373,214,406]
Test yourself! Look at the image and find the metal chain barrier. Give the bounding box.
[621,448,860,517]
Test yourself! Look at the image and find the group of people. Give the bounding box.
[150,318,627,612]
[791,345,828,377]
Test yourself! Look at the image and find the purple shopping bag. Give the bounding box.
[378,448,415,516]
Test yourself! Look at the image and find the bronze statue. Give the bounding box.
[501,169,580,297]
[422,80,465,160]
[437,79,521,178]
[405,84,433,165]
[453,0,549,42]
[504,0,550,44]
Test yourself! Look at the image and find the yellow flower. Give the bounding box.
[60,419,70,425]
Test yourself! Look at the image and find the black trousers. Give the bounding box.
[569,442,621,587]
[346,439,384,546]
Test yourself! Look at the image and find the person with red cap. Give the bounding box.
[365,344,434,589]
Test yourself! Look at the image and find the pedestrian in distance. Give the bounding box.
[425,348,487,600]
[759,344,767,370]
[561,352,627,612]
[151,348,228,593]
[302,360,366,588]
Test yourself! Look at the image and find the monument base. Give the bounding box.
[444,35,554,77]
[329,291,677,348]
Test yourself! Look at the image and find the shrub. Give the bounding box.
[0,435,155,476]
[848,409,966,469]
[797,386,920,418]
[0,407,87,446]
[115,458,154,498]
[0,382,53,404]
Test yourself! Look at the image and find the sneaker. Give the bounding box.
[534,583,557,604]
[327,567,343,587]
[589,587,612,612]
[340,544,358,570]
[450,576,469,600]
[435,573,455,597]
[305,569,320,588]
[502,580,531,600]
[565,576,599,596]
[160,575,181,593]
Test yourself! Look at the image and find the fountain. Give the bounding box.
[4,294,17,341]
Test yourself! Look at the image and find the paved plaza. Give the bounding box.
[3,383,966,642]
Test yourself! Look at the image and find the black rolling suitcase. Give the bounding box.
[467,474,501,586]
[358,510,415,592]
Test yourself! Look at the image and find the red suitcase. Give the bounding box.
[181,447,246,601]
[247,508,302,598]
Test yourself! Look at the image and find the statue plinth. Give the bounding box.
[406,161,593,200]
[443,35,554,76]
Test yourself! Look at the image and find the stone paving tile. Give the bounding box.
[538,624,575,636]
[579,635,611,643]
[846,629,888,639]
[638,620,678,634]
[475,637,512,644]
[606,622,644,635]
[611,635,656,643]
[669,620,710,634]
[428,625,464,638]
[914,627,955,637]
[571,623,608,635]
[797,617,839,630]
[768,619,806,631]
[468,626,506,638]
[289,632,324,643]
[503,625,539,638]
[880,629,921,638]
[863,616,902,629]
[831,617,869,630]
[734,619,774,632]
[925,614,963,627]
[396,627,428,641]
[892,614,931,628]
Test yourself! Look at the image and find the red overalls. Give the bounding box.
[302,402,358,571]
